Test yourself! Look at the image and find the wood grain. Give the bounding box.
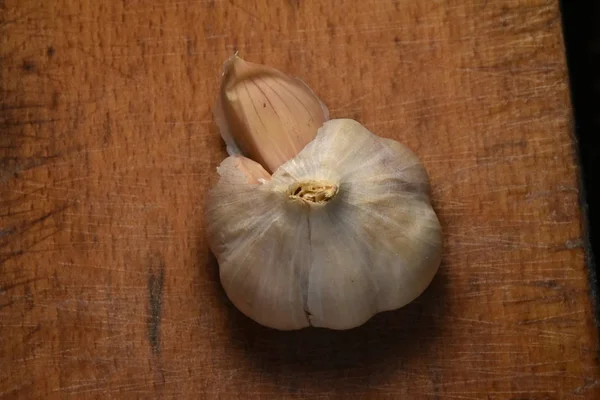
[1,0,598,398]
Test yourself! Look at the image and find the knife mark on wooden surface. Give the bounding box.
[147,255,165,355]
[0,277,42,294]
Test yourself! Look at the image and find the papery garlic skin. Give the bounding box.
[205,119,442,330]
[219,155,271,184]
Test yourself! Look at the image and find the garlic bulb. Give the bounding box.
[206,56,442,330]
[205,116,443,330]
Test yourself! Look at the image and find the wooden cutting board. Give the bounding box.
[2,0,598,398]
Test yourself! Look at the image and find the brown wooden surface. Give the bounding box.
[1,0,598,398]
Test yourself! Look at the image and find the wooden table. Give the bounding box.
[2,0,598,398]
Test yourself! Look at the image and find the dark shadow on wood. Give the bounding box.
[219,266,448,390]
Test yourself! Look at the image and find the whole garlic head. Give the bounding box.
[205,117,443,330]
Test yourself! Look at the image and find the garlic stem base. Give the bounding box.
[288,181,339,204]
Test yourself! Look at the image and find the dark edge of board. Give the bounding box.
[560,0,600,326]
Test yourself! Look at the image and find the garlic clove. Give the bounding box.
[214,54,329,173]
[382,138,432,200]
[217,155,271,184]
[206,157,311,330]
[205,118,442,330]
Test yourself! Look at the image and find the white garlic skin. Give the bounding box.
[205,119,442,330]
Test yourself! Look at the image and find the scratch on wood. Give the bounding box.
[572,379,600,394]
[562,238,584,249]
[0,227,16,238]
[0,153,62,182]
[0,205,69,249]
[0,300,15,309]
[227,0,267,24]
[147,255,165,356]
[0,249,24,266]
[23,323,41,341]
[0,277,42,294]
[518,310,584,326]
